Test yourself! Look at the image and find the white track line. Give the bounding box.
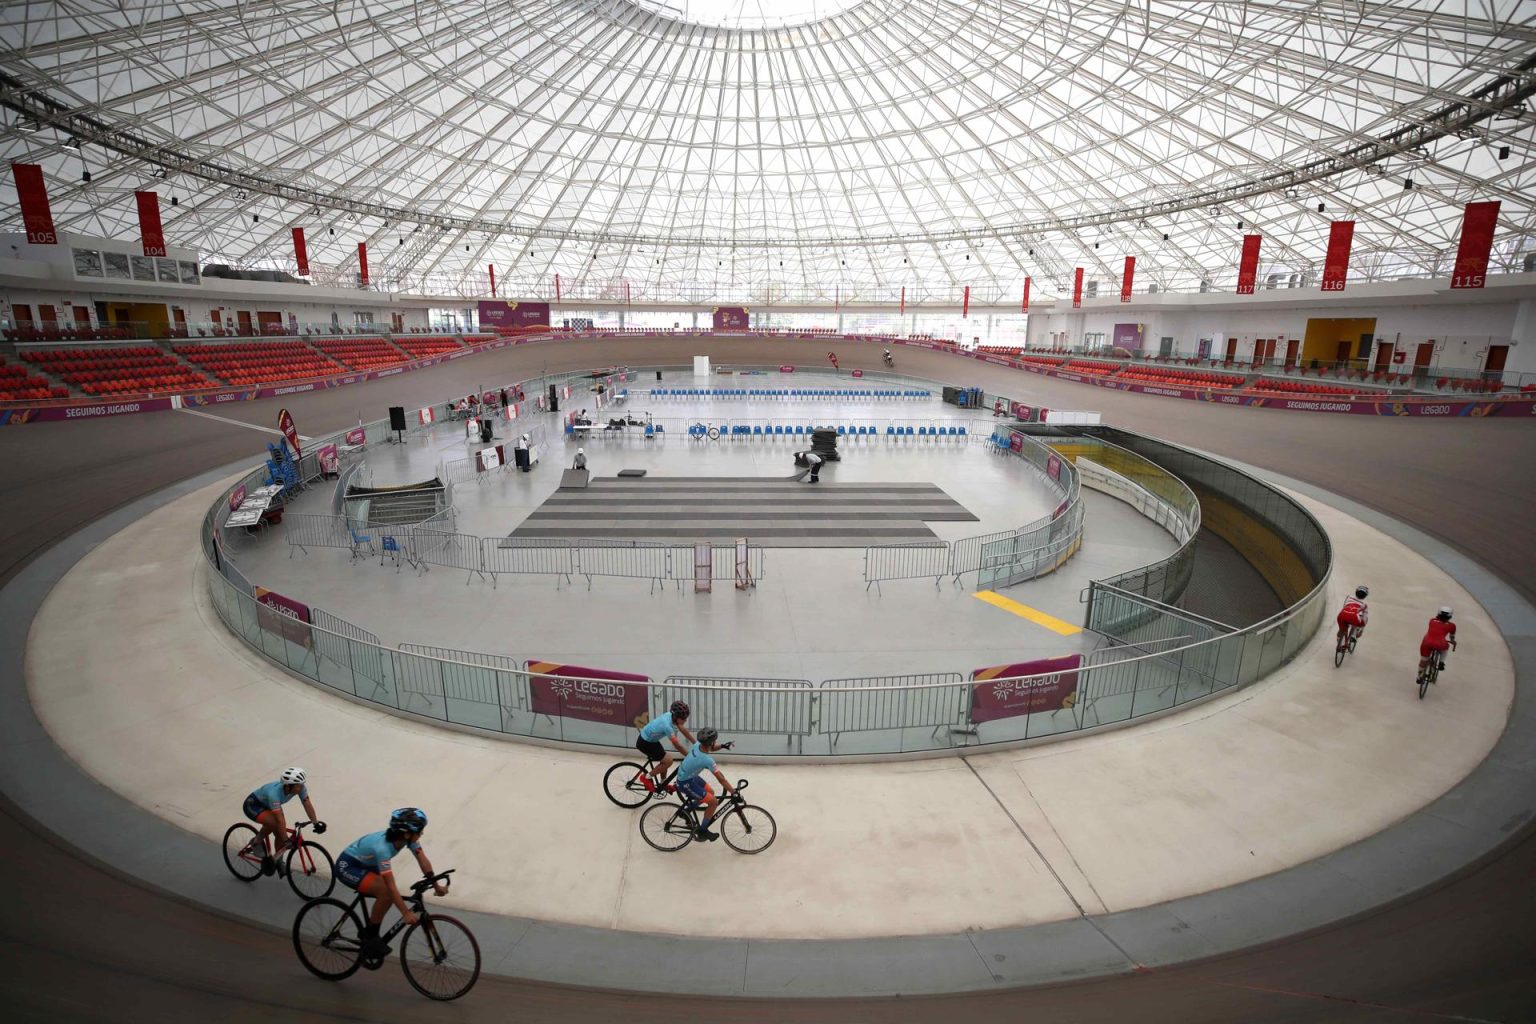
[177,407,311,441]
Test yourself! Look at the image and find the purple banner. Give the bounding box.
[254,586,312,648]
[713,306,749,331]
[478,300,551,329]
[527,661,650,726]
[345,427,366,445]
[228,484,247,510]
[970,654,1082,723]
[1046,454,1062,480]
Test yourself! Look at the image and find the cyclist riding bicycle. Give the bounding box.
[675,728,736,842]
[1419,607,1458,678]
[241,767,324,877]
[637,700,696,792]
[883,349,893,366]
[1336,585,1370,644]
[335,807,447,960]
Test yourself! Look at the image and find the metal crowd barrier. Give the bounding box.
[657,676,814,748]
[818,673,968,744]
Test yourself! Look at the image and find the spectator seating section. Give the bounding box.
[309,337,406,372]
[1117,367,1246,390]
[174,342,340,386]
[0,355,65,401]
[1060,359,1123,376]
[1245,379,1358,397]
[20,346,215,396]
[394,337,465,359]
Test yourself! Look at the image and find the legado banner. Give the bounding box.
[526,661,650,726]
[277,407,302,457]
[970,654,1082,723]
[253,586,313,649]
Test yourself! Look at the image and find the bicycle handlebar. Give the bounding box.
[409,869,455,896]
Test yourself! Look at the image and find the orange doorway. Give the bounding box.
[1284,338,1299,370]
[73,307,91,328]
[1373,342,1394,373]
[1483,344,1509,380]
[237,311,253,335]
[1224,337,1238,363]
[1413,342,1434,377]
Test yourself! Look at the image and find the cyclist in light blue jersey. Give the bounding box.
[334,807,447,960]
[241,766,324,876]
[675,728,735,842]
[636,700,696,792]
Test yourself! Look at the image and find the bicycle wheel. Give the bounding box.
[603,761,653,809]
[720,804,777,855]
[639,802,694,852]
[1334,640,1346,668]
[400,913,482,1001]
[1418,664,1432,700]
[292,897,365,981]
[286,841,336,900]
[221,822,265,882]
[1348,631,1359,654]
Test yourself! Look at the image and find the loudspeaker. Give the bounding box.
[656,370,663,381]
[547,384,559,412]
[480,419,493,444]
[388,406,407,431]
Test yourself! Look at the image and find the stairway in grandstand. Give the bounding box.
[505,477,978,547]
[345,479,449,527]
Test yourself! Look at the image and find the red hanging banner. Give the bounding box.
[1072,267,1084,309]
[1120,256,1135,302]
[357,242,369,287]
[1450,201,1501,290]
[554,273,561,301]
[292,228,310,277]
[899,286,905,315]
[962,285,970,319]
[1320,221,1354,292]
[277,407,302,458]
[488,264,496,297]
[11,163,58,245]
[135,191,166,257]
[1022,277,1030,312]
[1236,234,1262,294]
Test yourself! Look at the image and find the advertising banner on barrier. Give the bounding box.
[1450,201,1501,289]
[1236,234,1262,294]
[1321,221,1353,292]
[254,586,313,648]
[779,365,795,372]
[713,306,749,330]
[478,300,551,329]
[526,661,650,726]
[344,426,366,446]
[135,191,166,257]
[970,654,1082,723]
[277,407,302,457]
[1046,453,1062,481]
[317,443,338,475]
[418,406,434,426]
[12,163,58,244]
[228,484,247,511]
[1009,431,1024,453]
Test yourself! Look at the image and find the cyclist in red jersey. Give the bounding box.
[1419,607,1458,677]
[1336,585,1370,643]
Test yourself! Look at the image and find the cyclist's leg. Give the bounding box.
[696,783,719,832]
[268,808,291,857]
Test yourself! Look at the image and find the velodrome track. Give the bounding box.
[2,336,1534,1022]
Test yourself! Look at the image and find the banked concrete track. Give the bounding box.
[2,336,1534,1023]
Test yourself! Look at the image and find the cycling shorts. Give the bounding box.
[242,795,276,823]
[677,777,711,802]
[335,853,380,892]
[1421,637,1451,658]
[1337,610,1365,630]
[636,737,667,762]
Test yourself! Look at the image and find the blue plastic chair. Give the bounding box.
[753,425,763,437]
[794,425,804,436]
[905,425,915,437]
[958,426,967,437]
[917,426,927,437]
[886,425,896,437]
[836,425,846,436]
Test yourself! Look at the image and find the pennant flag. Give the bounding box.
[357,242,369,287]
[136,192,166,257]
[1121,257,1135,302]
[1321,221,1353,292]
[1450,201,1501,290]
[11,163,58,244]
[1072,267,1084,308]
[1236,235,1262,294]
[292,228,309,276]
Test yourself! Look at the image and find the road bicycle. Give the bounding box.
[639,779,776,854]
[1334,624,1362,668]
[222,819,334,900]
[603,741,733,809]
[1418,639,1455,700]
[292,869,480,1001]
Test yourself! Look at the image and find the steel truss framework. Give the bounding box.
[2,0,1535,305]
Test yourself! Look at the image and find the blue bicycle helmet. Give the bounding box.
[389,807,428,834]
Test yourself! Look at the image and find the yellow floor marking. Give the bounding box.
[972,591,1083,636]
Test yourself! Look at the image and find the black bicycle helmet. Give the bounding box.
[698,727,720,747]
[669,700,690,719]
[389,807,428,834]
[1355,585,1369,600]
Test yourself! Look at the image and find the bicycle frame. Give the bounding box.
[239,820,316,872]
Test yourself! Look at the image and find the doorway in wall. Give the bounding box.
[73,307,91,329]
[1159,336,1174,358]
[1414,342,1435,378]
[391,312,405,333]
[255,311,283,335]
[13,304,33,326]
[237,311,253,335]
[1284,338,1299,370]
[1373,341,1394,373]
[1224,337,1238,363]
[1302,317,1376,368]
[38,304,57,324]
[1483,344,1509,378]
[171,308,187,336]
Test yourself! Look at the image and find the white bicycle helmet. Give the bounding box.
[1438,606,1453,619]
[280,766,306,786]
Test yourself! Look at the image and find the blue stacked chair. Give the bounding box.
[836,425,846,437]
[753,425,763,438]
[905,425,914,437]
[793,425,804,437]
[886,425,896,438]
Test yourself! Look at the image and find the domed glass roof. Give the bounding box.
[2,0,1533,303]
